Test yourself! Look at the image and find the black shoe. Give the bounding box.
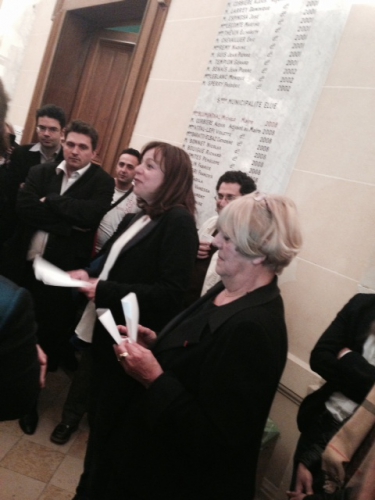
[19,409,39,435]
[50,422,78,444]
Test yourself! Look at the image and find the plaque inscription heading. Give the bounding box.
[184,0,350,225]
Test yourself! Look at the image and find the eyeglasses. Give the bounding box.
[215,194,239,202]
[36,125,60,134]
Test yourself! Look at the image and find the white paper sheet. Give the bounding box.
[121,292,139,343]
[200,233,214,244]
[96,308,123,345]
[33,256,91,287]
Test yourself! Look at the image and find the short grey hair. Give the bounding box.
[217,192,302,274]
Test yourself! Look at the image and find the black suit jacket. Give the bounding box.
[1,161,114,283]
[9,143,64,188]
[297,293,375,432]
[91,207,199,332]
[87,278,287,500]
[0,276,39,420]
[0,145,64,245]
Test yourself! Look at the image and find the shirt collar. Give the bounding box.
[29,143,42,153]
[56,160,91,178]
[30,142,62,162]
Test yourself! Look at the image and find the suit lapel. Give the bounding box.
[49,166,64,193]
[116,214,161,257]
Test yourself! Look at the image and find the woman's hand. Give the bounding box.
[197,241,211,259]
[68,269,97,300]
[114,341,163,388]
[118,325,157,349]
[36,344,47,389]
[79,278,99,301]
[68,269,90,282]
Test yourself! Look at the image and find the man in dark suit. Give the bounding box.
[1,119,114,434]
[10,103,66,184]
[0,80,46,422]
[1,104,66,245]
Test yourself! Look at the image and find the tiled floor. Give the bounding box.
[0,369,87,500]
[0,369,268,499]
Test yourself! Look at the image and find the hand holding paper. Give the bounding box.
[33,256,91,287]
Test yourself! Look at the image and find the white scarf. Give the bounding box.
[75,215,151,342]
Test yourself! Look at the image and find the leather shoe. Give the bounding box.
[50,423,78,444]
[19,409,39,435]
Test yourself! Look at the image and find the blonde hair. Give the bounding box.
[217,192,302,274]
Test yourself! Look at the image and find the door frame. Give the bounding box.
[21,0,171,173]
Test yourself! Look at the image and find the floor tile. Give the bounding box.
[38,484,73,500]
[0,466,45,499]
[0,439,65,483]
[0,366,87,497]
[22,414,78,454]
[50,455,84,493]
[0,431,20,460]
[0,419,24,437]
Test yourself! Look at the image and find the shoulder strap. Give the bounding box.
[107,186,134,212]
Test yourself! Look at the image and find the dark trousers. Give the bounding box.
[61,348,92,426]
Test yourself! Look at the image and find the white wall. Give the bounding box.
[0,0,56,136]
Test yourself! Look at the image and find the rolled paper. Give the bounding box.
[97,308,123,345]
[121,292,139,343]
[33,256,91,287]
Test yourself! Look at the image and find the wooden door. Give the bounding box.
[71,30,137,169]
[21,0,171,175]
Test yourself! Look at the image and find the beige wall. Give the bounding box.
[130,0,228,149]
[7,0,56,132]
[130,2,375,498]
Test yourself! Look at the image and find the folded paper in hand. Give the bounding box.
[96,309,123,345]
[33,256,91,287]
[96,294,139,345]
[121,292,139,343]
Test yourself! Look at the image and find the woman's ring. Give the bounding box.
[118,351,129,361]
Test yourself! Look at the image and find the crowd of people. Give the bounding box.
[1,78,375,500]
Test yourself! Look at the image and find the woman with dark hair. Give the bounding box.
[72,141,198,497]
[72,141,197,333]
[74,191,302,500]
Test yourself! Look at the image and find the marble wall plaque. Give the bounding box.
[184,0,350,226]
